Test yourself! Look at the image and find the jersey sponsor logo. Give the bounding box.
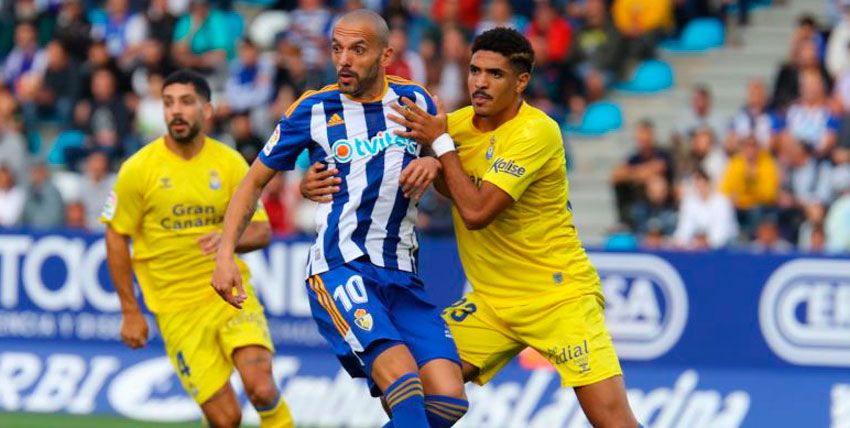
[590,253,688,360]
[331,131,417,164]
[262,124,281,156]
[160,177,172,189]
[488,157,526,177]
[101,191,117,221]
[160,204,223,231]
[327,113,345,127]
[543,340,590,373]
[759,259,850,367]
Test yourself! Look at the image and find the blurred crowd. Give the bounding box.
[609,6,850,254]
[0,0,760,241]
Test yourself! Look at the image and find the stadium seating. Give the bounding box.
[565,101,623,136]
[46,131,85,166]
[661,18,725,53]
[613,60,675,94]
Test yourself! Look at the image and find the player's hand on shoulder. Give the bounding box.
[211,254,247,309]
[388,96,448,146]
[401,157,441,201]
[197,231,222,256]
[300,162,340,203]
[120,310,149,349]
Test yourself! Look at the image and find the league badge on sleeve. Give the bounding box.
[262,124,281,156]
[354,308,373,331]
[101,190,117,220]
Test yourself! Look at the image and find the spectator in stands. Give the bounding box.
[416,188,455,236]
[676,127,727,188]
[172,0,234,78]
[262,172,295,236]
[612,0,672,60]
[130,39,175,98]
[611,119,674,227]
[527,35,567,119]
[71,68,133,164]
[630,174,677,237]
[565,0,625,102]
[795,14,825,61]
[674,168,738,249]
[777,138,831,242]
[778,71,838,159]
[20,41,80,126]
[641,219,667,249]
[230,112,263,164]
[0,163,25,228]
[223,38,274,118]
[65,200,87,231]
[91,0,148,70]
[2,21,47,94]
[436,26,470,112]
[750,216,793,253]
[143,0,176,54]
[386,28,426,84]
[20,162,64,229]
[136,72,167,143]
[77,40,128,100]
[54,0,92,61]
[672,85,725,148]
[273,37,312,97]
[720,136,780,235]
[476,0,528,35]
[826,2,850,78]
[287,0,332,72]
[772,40,831,111]
[727,79,773,152]
[526,1,572,64]
[432,0,482,31]
[826,166,850,252]
[0,88,27,182]
[797,203,826,251]
[79,151,115,231]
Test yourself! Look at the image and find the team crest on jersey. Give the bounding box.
[160,177,172,189]
[209,170,221,190]
[486,136,495,160]
[262,124,281,156]
[354,308,373,331]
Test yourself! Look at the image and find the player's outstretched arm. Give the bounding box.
[389,96,513,230]
[105,226,148,349]
[212,160,277,309]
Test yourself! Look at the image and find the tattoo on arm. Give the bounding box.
[235,187,262,243]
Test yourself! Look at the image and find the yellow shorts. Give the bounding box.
[443,291,622,387]
[155,292,274,404]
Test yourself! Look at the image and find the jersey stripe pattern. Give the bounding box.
[259,77,436,277]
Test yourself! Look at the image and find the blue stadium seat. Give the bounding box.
[727,0,772,12]
[224,11,245,40]
[613,60,675,94]
[661,18,725,53]
[47,131,85,166]
[565,101,623,136]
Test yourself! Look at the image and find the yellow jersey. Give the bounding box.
[447,102,601,308]
[100,137,268,314]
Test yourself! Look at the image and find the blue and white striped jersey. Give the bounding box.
[259,76,437,277]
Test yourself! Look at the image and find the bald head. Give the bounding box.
[335,9,389,48]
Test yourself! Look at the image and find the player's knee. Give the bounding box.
[245,379,279,409]
[206,408,242,428]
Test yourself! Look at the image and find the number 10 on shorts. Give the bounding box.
[333,275,369,311]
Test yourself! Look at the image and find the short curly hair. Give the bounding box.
[471,27,535,74]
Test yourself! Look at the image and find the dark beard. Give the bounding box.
[341,62,381,98]
[169,121,201,144]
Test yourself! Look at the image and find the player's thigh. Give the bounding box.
[199,382,242,428]
[574,375,639,428]
[306,265,405,381]
[219,293,275,362]
[158,307,233,405]
[519,293,623,388]
[442,293,525,385]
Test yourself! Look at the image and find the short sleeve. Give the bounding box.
[482,125,561,201]
[259,101,314,171]
[100,160,143,235]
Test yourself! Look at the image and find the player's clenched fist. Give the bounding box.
[211,255,247,309]
[120,310,149,349]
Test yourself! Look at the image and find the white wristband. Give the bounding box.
[432,133,455,157]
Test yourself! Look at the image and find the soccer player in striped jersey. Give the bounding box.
[212,10,466,428]
[307,27,642,427]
